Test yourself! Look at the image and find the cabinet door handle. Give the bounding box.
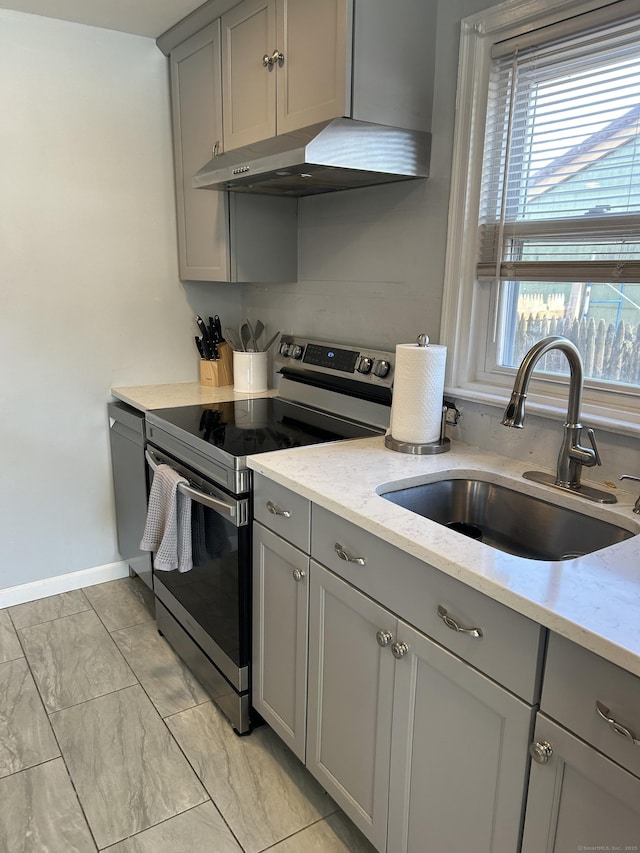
[376,629,393,647]
[262,50,284,67]
[292,568,305,582]
[596,701,640,746]
[334,543,366,565]
[529,741,553,765]
[437,605,483,638]
[391,641,409,659]
[266,501,291,518]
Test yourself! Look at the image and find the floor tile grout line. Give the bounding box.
[7,604,94,632]
[46,681,211,851]
[256,814,336,852]
[15,593,144,723]
[160,700,249,852]
[106,617,215,720]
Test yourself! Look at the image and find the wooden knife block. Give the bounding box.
[199,342,234,387]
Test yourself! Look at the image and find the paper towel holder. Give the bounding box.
[384,334,451,455]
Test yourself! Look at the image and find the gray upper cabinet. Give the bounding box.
[221,0,351,151]
[169,20,297,282]
[170,22,229,281]
[221,0,434,152]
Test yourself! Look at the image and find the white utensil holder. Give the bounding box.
[233,351,268,393]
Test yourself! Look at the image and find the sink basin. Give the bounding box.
[379,477,635,561]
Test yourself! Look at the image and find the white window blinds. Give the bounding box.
[477,11,640,283]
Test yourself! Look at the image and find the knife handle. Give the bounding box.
[214,314,224,342]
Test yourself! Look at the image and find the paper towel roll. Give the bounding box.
[390,343,447,444]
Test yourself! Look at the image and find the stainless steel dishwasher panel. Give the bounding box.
[108,401,153,590]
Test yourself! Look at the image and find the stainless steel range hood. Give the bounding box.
[192,118,431,197]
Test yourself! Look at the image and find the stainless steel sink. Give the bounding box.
[379,477,635,561]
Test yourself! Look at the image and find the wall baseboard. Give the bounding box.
[0,561,131,609]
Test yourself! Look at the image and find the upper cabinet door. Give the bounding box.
[221,0,277,151]
[275,0,351,135]
[170,22,230,281]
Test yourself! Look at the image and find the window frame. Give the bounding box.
[440,0,640,438]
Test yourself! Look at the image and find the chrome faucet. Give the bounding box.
[502,335,616,504]
[619,475,640,514]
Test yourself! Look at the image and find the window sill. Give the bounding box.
[445,381,640,440]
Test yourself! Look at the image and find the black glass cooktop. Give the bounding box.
[150,397,381,459]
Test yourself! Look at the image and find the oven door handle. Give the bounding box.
[145,450,237,519]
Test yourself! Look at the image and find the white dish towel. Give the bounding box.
[140,463,193,573]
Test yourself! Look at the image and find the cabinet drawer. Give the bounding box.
[542,633,640,779]
[254,473,310,552]
[311,505,543,703]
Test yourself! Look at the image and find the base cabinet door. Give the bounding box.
[306,561,396,852]
[388,620,534,853]
[522,714,640,852]
[252,523,308,761]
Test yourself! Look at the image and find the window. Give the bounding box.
[442,0,640,433]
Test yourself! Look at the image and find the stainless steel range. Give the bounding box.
[144,335,394,733]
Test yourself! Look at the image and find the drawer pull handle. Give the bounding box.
[266,501,291,518]
[437,605,483,639]
[596,701,640,746]
[334,543,366,565]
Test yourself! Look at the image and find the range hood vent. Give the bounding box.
[192,118,431,197]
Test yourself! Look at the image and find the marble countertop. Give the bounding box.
[248,437,640,678]
[111,381,277,412]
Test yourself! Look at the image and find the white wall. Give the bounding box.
[0,10,200,592]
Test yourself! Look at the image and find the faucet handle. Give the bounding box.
[585,428,601,467]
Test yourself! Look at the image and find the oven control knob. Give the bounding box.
[290,345,303,359]
[357,356,373,374]
[279,343,291,357]
[373,359,391,378]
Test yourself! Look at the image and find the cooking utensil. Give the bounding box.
[240,322,252,352]
[195,336,205,359]
[224,328,242,351]
[262,330,281,352]
[245,319,259,351]
[253,320,265,346]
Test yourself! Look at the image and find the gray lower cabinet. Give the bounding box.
[306,560,395,851]
[521,714,640,850]
[306,560,534,853]
[252,521,309,761]
[388,618,534,853]
[521,632,640,848]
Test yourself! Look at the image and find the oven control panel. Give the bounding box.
[276,335,394,387]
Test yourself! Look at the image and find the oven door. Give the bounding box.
[144,445,252,729]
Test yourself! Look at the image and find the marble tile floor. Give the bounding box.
[0,577,376,853]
